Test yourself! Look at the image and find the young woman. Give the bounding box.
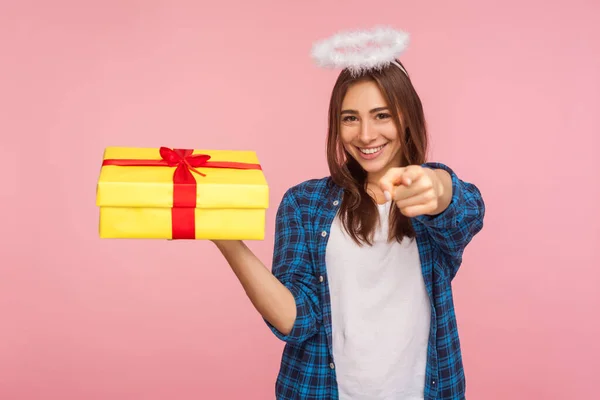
[212,28,485,400]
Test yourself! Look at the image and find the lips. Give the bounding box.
[359,144,386,154]
[356,143,387,160]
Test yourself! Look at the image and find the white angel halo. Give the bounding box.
[311,26,410,77]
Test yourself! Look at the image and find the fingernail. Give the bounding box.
[405,178,412,186]
[384,190,391,201]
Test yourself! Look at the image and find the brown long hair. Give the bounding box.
[326,60,429,246]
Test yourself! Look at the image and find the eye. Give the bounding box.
[342,115,358,122]
[376,113,392,120]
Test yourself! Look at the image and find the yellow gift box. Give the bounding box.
[96,146,269,240]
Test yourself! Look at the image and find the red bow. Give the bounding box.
[160,147,211,181]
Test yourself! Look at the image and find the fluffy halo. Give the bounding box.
[311,26,410,76]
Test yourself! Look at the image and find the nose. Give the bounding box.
[359,120,377,143]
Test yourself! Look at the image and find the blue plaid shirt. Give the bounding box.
[265,163,485,400]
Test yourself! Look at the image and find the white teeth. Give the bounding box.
[359,144,385,154]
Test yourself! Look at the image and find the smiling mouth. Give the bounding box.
[358,144,387,154]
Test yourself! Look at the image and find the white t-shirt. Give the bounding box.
[325,200,431,400]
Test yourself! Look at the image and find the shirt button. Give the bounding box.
[329,363,335,369]
[332,200,339,206]
[321,231,327,237]
[432,380,436,385]
[319,275,324,283]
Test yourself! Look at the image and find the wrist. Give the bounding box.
[431,169,452,215]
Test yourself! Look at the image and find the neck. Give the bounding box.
[365,172,388,205]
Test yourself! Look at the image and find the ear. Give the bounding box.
[340,145,350,162]
[398,111,405,126]
[392,110,406,139]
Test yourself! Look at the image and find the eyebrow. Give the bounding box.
[340,107,389,115]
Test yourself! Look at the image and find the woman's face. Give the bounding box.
[339,80,403,181]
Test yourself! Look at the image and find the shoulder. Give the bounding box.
[279,176,341,210]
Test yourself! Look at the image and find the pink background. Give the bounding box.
[1,0,599,399]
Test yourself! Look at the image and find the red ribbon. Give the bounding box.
[102,147,262,239]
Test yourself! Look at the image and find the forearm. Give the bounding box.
[416,165,485,278]
[213,240,296,335]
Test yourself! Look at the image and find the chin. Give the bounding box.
[358,160,388,174]
[349,154,386,173]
